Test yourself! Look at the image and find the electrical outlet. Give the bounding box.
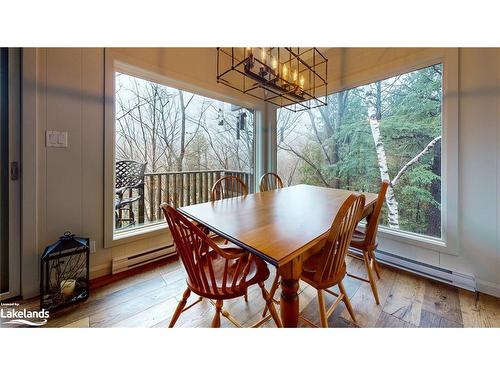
[90,240,96,254]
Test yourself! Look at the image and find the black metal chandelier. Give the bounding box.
[216,48,328,112]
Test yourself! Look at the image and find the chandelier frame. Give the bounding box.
[216,47,328,112]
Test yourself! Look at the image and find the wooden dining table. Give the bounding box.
[178,184,379,327]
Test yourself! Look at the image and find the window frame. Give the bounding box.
[104,51,262,248]
[274,49,459,256]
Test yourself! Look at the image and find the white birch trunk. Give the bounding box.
[368,115,400,228]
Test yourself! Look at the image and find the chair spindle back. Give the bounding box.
[211,176,248,201]
[363,180,389,247]
[313,194,366,283]
[259,172,284,192]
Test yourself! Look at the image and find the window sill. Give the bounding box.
[377,226,457,256]
[105,222,170,248]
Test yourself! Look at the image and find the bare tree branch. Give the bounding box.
[391,136,442,186]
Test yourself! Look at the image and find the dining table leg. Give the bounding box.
[279,257,303,327]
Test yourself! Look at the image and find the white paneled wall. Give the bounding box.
[454,48,499,295]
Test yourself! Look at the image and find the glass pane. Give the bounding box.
[114,72,254,236]
[278,64,443,239]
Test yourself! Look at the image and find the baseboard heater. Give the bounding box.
[349,248,476,292]
[112,244,176,274]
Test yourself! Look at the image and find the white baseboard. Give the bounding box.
[475,278,500,298]
[89,263,112,280]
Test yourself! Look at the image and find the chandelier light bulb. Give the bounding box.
[299,75,305,89]
[272,57,278,71]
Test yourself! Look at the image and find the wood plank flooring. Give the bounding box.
[11,256,500,328]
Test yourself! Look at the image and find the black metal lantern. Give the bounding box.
[40,232,90,311]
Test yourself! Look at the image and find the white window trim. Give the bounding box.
[104,50,263,248]
[274,48,459,256]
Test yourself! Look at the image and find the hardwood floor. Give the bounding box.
[12,256,500,328]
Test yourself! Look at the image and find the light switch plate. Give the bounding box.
[46,130,68,148]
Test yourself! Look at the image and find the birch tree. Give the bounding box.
[366,81,399,228]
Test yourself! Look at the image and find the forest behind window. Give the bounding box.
[277,64,442,238]
[114,72,254,233]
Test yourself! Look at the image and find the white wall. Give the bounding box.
[20,48,500,298]
[453,48,499,295]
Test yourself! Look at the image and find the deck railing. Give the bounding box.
[120,170,253,227]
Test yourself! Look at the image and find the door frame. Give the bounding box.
[0,48,21,301]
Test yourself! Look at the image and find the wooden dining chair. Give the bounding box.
[347,180,389,305]
[259,172,284,192]
[161,203,282,328]
[208,176,248,244]
[299,194,366,328]
[211,175,248,201]
[209,175,250,302]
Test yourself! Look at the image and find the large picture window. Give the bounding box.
[114,72,254,235]
[278,64,443,239]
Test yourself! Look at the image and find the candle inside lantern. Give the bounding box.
[60,279,76,298]
[292,69,298,83]
[260,48,266,63]
[299,75,305,89]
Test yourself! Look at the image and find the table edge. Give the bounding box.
[178,207,280,267]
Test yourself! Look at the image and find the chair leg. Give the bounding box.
[169,288,191,328]
[363,251,380,305]
[258,282,282,327]
[370,250,381,279]
[339,281,356,323]
[317,289,328,328]
[262,272,280,317]
[211,300,223,328]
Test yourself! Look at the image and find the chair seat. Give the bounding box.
[350,228,378,251]
[195,224,235,249]
[211,235,242,251]
[300,252,346,290]
[187,249,270,300]
[115,196,140,209]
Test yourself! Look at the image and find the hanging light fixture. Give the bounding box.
[216,48,328,112]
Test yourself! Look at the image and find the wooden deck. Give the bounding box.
[11,256,500,328]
